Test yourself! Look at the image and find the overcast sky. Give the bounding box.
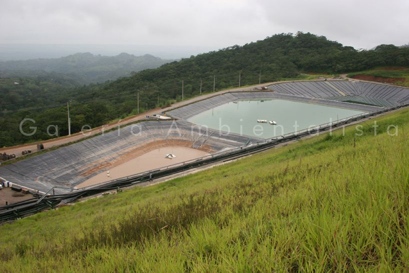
[1,0,408,59]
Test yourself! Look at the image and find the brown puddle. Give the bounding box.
[77,146,210,189]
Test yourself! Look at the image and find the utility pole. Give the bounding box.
[182,80,184,100]
[239,71,241,87]
[137,92,140,114]
[259,71,261,84]
[67,102,71,136]
[213,75,216,92]
[200,79,202,94]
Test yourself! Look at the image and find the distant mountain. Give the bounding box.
[0,53,171,84]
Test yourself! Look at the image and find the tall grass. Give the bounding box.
[1,109,409,272]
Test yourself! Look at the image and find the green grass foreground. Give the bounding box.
[1,109,409,272]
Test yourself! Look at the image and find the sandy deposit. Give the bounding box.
[77,145,210,189]
[0,188,34,206]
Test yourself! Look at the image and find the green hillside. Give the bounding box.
[1,107,408,272]
[105,32,409,100]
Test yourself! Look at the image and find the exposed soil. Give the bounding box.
[80,139,213,177]
[351,74,405,84]
[77,145,211,189]
[0,188,34,206]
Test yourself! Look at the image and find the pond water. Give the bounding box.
[188,99,366,139]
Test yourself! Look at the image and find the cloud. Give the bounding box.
[0,0,408,51]
[253,0,409,48]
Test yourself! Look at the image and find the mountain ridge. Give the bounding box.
[0,52,171,84]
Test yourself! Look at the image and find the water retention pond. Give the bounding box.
[188,99,366,139]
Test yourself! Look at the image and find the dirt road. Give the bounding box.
[0,83,272,158]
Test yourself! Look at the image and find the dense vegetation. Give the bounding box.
[1,107,408,272]
[1,32,409,147]
[107,33,409,102]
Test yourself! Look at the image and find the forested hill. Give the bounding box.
[106,32,409,100]
[1,32,409,147]
[0,53,170,84]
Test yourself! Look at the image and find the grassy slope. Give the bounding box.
[1,108,409,272]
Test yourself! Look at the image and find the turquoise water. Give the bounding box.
[187,99,366,139]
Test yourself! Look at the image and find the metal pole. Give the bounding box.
[239,71,241,87]
[200,79,202,94]
[182,80,184,100]
[213,75,216,92]
[67,102,71,136]
[137,92,140,114]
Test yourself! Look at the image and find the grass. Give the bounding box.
[1,108,409,272]
[298,73,337,81]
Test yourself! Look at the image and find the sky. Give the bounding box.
[0,0,408,59]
